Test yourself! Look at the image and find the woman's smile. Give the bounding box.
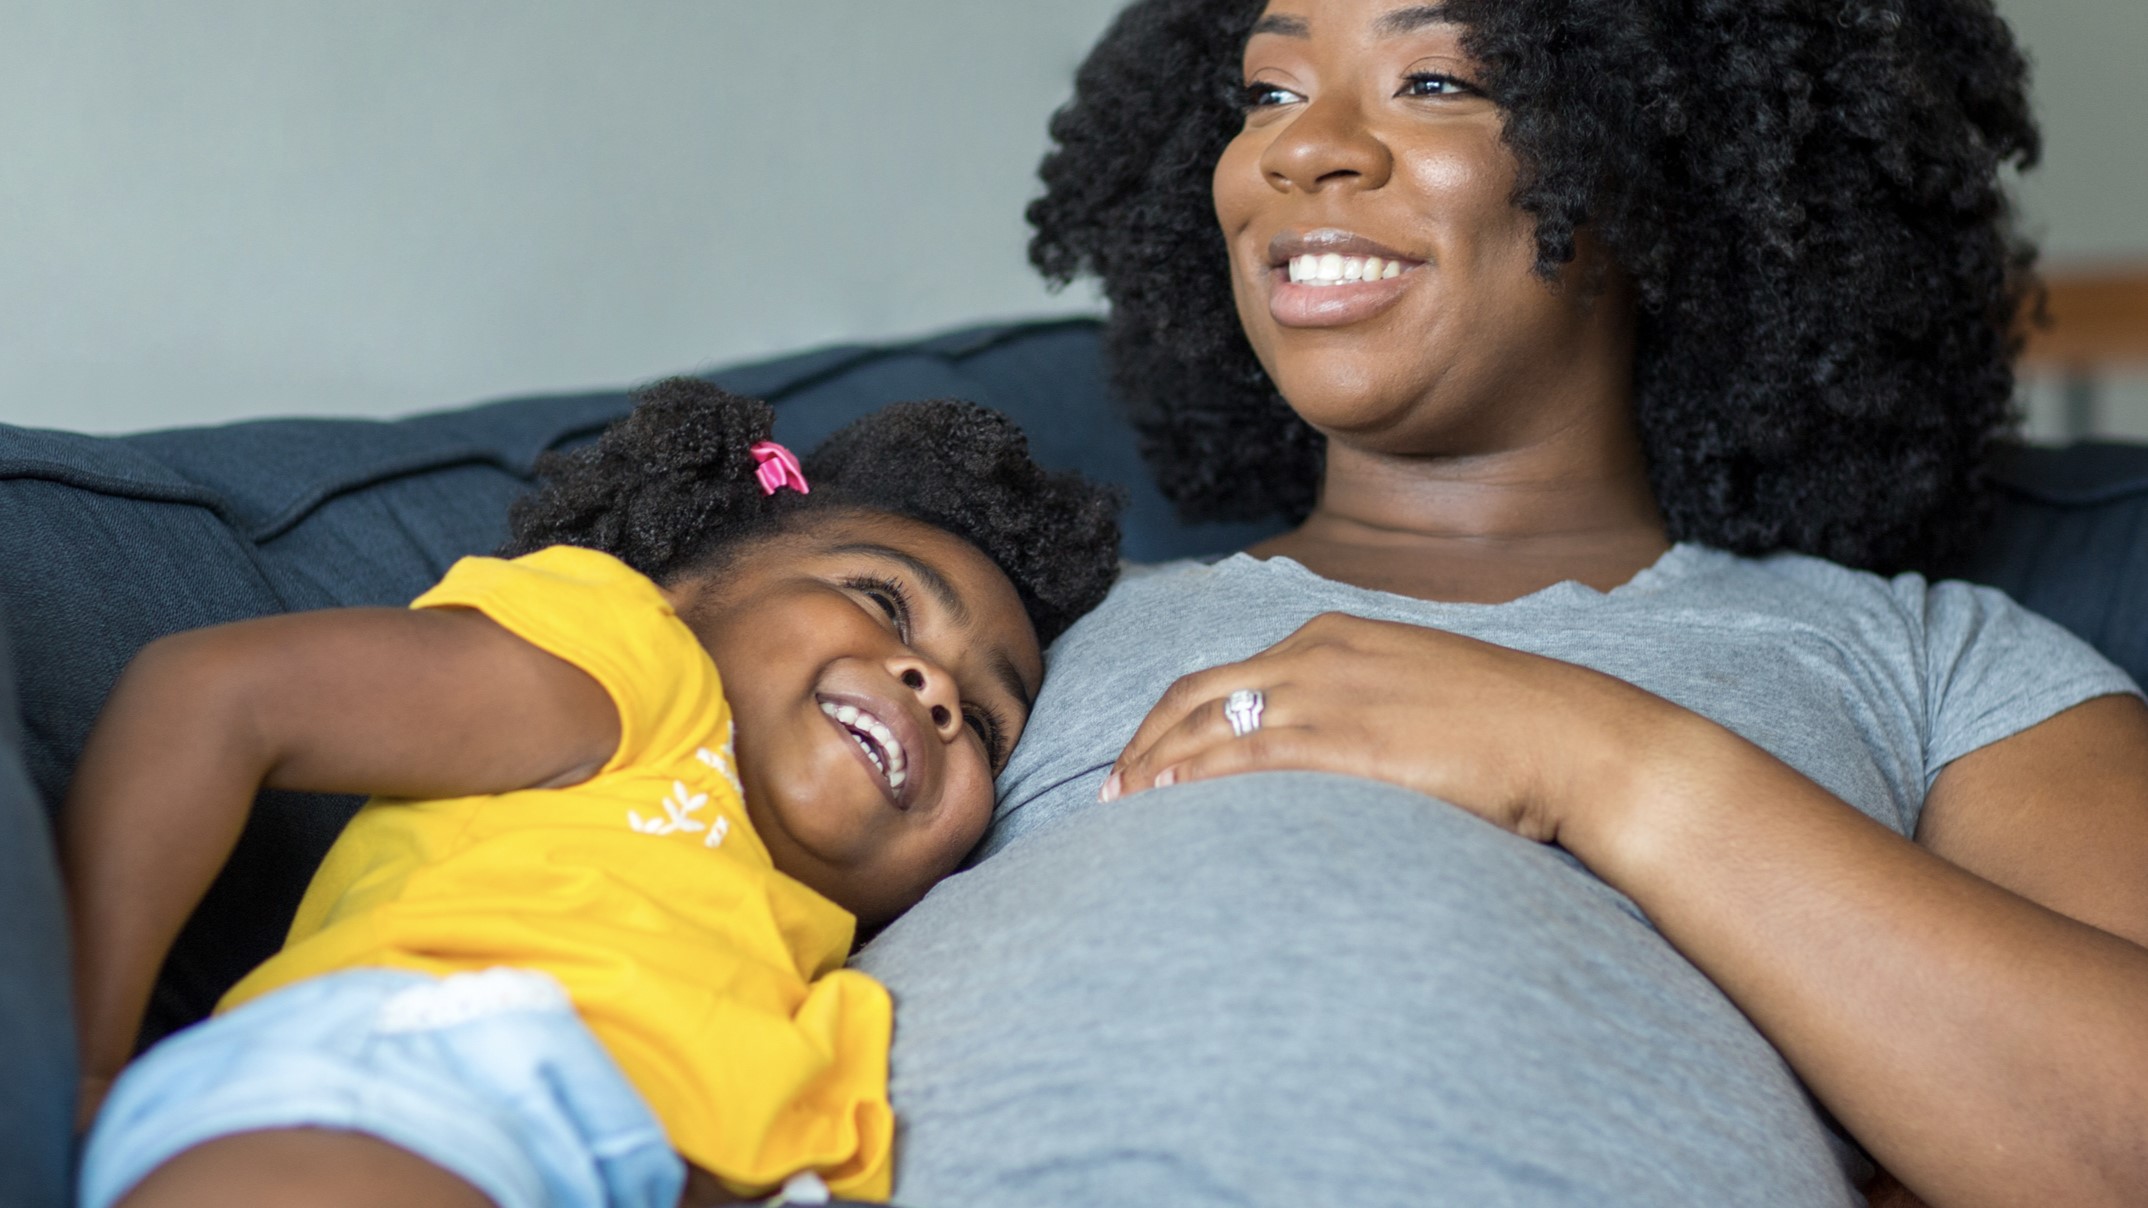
[1266,228,1425,327]
[1212,0,1575,441]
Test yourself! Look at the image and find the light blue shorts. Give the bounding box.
[79,967,685,1208]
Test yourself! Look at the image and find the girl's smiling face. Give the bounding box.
[668,511,1042,927]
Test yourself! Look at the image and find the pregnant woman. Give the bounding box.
[854,1,2148,1206]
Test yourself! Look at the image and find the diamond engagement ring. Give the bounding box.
[1223,688,1265,738]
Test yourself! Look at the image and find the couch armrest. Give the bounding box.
[0,608,77,1208]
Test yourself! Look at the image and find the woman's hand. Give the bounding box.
[1109,613,2148,1206]
[1101,611,1690,851]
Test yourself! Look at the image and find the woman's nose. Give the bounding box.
[1260,92,1393,194]
[896,662,964,740]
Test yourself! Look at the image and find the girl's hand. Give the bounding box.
[1101,611,1690,852]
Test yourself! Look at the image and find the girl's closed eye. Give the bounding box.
[965,703,1010,772]
[845,574,913,642]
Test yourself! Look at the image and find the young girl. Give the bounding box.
[62,379,1123,1208]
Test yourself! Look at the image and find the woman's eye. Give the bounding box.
[1400,73,1473,98]
[1238,81,1301,110]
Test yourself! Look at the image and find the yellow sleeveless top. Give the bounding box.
[218,546,895,1199]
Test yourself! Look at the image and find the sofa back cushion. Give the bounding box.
[1951,441,2148,686]
[0,319,1278,1038]
[4,316,2144,1039]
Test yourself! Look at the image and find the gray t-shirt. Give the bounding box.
[857,545,2137,1207]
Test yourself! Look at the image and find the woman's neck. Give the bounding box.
[1249,429,1671,604]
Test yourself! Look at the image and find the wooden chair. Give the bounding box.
[2018,265,2148,437]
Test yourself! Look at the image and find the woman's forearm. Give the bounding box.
[1563,712,2148,1208]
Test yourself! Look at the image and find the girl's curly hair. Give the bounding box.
[1029,0,2040,571]
[501,378,1124,645]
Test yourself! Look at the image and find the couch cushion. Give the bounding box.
[1,318,1285,1040]
[1954,441,2148,689]
[0,616,72,1208]
[7,316,2144,1040]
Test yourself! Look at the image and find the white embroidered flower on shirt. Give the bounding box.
[628,722,740,845]
[695,723,744,799]
[628,780,709,836]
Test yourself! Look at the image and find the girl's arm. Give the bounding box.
[1109,613,2148,1208]
[62,606,618,1122]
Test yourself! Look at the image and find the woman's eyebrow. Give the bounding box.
[1373,5,1455,37]
[1250,14,1310,39]
[1251,5,1454,41]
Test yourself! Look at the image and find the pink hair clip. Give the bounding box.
[749,441,810,496]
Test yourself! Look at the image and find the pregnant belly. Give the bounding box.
[856,772,1865,1208]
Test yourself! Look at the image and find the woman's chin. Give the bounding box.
[1260,360,1435,436]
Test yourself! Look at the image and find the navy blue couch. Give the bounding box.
[4,317,2145,1207]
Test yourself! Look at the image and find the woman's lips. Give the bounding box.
[1267,261,1419,328]
[1261,230,1423,328]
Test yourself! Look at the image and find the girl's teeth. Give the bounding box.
[819,700,909,790]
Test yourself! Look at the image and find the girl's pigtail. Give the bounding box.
[501,378,783,580]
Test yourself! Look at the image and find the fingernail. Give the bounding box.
[1098,771,1121,802]
[1155,767,1177,788]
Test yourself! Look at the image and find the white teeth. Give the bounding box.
[819,700,909,793]
[1287,252,1409,287]
[863,720,904,770]
[851,731,883,772]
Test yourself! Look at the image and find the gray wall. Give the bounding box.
[1999,0,2148,441]
[1,2,1124,432]
[3,1,2142,435]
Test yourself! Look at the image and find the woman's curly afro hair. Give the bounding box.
[1029,0,2041,572]
[501,378,1124,646]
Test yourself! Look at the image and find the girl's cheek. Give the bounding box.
[950,767,996,843]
